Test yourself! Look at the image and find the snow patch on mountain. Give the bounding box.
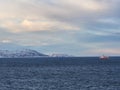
[50,54,73,57]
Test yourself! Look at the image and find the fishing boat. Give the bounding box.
[99,55,109,60]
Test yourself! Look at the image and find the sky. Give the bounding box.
[0,0,120,56]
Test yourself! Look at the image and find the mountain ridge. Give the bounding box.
[0,49,48,58]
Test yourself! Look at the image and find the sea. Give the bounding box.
[0,57,120,90]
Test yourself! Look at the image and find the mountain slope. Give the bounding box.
[0,42,48,58]
[0,49,47,58]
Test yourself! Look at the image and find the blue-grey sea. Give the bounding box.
[0,57,120,90]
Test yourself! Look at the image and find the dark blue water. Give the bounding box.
[0,57,120,90]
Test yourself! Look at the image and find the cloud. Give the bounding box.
[86,49,120,55]
[1,19,79,33]
[57,0,108,11]
[0,0,112,33]
[0,39,12,43]
[0,0,120,55]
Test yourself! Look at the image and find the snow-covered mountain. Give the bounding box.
[50,54,73,57]
[0,42,48,58]
[0,49,48,58]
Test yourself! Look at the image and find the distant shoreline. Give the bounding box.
[0,56,120,59]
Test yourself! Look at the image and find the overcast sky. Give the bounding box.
[0,0,120,56]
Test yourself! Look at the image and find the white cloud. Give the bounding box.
[1,39,12,43]
[89,49,120,55]
[0,0,111,33]
[1,19,80,33]
[56,0,108,11]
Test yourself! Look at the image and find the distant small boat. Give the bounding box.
[99,55,109,60]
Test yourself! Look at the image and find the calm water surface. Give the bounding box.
[0,57,120,90]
